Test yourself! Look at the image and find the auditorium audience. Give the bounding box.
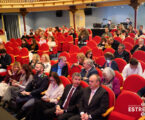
[29,54,40,69]
[138,25,144,37]
[26,72,64,120]
[78,28,89,45]
[98,37,107,50]
[122,58,143,80]
[114,44,130,63]
[101,67,120,97]
[102,27,112,37]
[72,53,86,67]
[103,52,119,71]
[40,54,51,73]
[21,39,30,50]
[16,62,49,119]
[47,36,56,51]
[42,72,83,120]
[1,64,33,108]
[85,50,93,59]
[107,37,120,50]
[21,32,29,40]
[0,62,21,100]
[30,38,38,53]
[39,35,47,46]
[51,56,68,77]
[70,74,109,120]
[131,38,145,54]
[81,59,98,83]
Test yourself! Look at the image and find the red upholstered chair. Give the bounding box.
[62,35,73,51]
[114,37,122,43]
[69,45,80,54]
[114,71,124,89]
[80,81,89,88]
[5,42,13,49]
[89,34,92,41]
[80,46,90,54]
[104,48,115,54]
[114,58,127,73]
[68,53,78,65]
[123,37,135,46]
[57,35,66,51]
[59,76,71,87]
[38,43,49,56]
[108,91,143,120]
[128,33,135,38]
[87,40,97,49]
[123,74,145,93]
[17,48,29,64]
[133,50,145,63]
[69,65,82,77]
[59,51,70,61]
[92,36,101,44]
[96,67,102,77]
[16,38,22,46]
[92,47,104,58]
[95,56,106,67]
[101,85,116,117]
[6,46,14,55]
[123,42,133,51]
[10,38,16,43]
[139,60,145,72]
[13,47,20,58]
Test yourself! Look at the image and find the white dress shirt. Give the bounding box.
[42,83,64,104]
[122,62,143,80]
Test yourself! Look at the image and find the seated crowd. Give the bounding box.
[0,23,144,120]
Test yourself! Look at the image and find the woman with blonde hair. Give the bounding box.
[40,54,51,73]
[0,62,22,100]
[29,54,40,69]
[101,67,120,97]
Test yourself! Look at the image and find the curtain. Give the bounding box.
[3,15,20,40]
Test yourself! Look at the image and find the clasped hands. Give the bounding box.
[55,105,64,116]
[81,113,89,120]
[21,91,31,96]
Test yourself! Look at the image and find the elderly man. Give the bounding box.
[51,56,68,77]
[81,59,98,83]
[69,74,109,120]
[39,72,84,120]
[114,44,130,63]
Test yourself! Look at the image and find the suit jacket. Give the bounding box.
[138,86,145,97]
[58,84,83,113]
[114,50,130,63]
[51,63,68,77]
[81,67,98,83]
[103,60,119,71]
[79,87,109,120]
[0,54,11,69]
[111,40,120,50]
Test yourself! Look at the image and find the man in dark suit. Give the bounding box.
[42,72,83,120]
[114,44,130,63]
[69,74,109,120]
[108,37,120,50]
[138,86,145,102]
[51,56,68,77]
[81,59,98,83]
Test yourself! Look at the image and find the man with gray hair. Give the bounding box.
[114,43,130,62]
[51,56,68,77]
[81,59,98,83]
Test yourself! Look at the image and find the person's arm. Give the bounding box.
[137,63,143,76]
[112,78,121,97]
[1,55,12,68]
[44,63,51,73]
[122,65,128,80]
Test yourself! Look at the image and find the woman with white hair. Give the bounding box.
[131,38,145,54]
[101,67,120,97]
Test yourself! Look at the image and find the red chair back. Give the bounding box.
[92,47,103,57]
[59,52,70,61]
[123,42,133,51]
[104,48,115,54]
[59,76,71,87]
[80,81,89,88]
[123,37,135,46]
[133,50,145,63]
[69,65,82,77]
[139,60,145,72]
[108,91,143,120]
[123,74,145,93]
[95,56,106,67]
[68,53,78,64]
[114,58,127,73]
[92,36,101,44]
[69,45,80,54]
[114,37,122,43]
[96,67,102,77]
[80,46,90,54]
[87,40,97,49]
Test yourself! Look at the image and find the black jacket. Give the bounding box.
[25,73,49,98]
[79,87,109,120]
[58,84,83,113]
[0,54,11,69]
[131,45,145,54]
